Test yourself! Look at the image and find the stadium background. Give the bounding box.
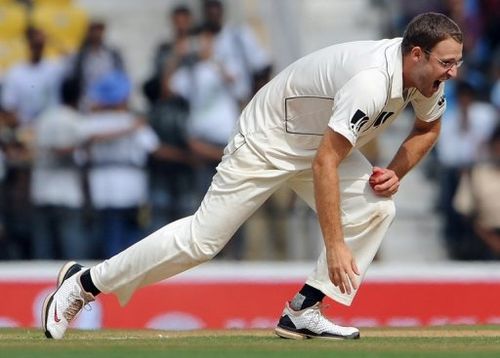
[0,0,499,331]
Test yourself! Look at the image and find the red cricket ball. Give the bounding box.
[369,170,384,189]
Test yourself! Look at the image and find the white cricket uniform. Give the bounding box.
[90,38,446,306]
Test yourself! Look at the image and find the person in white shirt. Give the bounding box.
[80,71,159,258]
[43,13,463,340]
[0,26,65,259]
[202,0,272,103]
[169,23,241,200]
[30,78,90,260]
[436,80,498,258]
[1,27,65,128]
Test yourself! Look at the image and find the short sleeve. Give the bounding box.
[1,69,19,112]
[328,70,389,146]
[47,113,84,148]
[411,83,446,122]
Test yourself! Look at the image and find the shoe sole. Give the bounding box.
[275,326,308,340]
[42,261,84,339]
[274,326,360,340]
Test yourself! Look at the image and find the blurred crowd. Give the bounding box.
[0,0,275,260]
[0,0,498,262]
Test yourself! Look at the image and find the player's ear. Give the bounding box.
[410,46,425,62]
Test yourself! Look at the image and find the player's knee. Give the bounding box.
[377,198,396,222]
[190,236,227,262]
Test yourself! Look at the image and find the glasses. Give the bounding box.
[424,50,463,70]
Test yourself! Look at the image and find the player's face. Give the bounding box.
[413,38,463,97]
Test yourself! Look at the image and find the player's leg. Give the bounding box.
[42,134,291,339]
[275,150,395,340]
[303,150,395,305]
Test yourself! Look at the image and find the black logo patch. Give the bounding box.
[438,95,446,107]
[374,111,394,128]
[350,109,369,133]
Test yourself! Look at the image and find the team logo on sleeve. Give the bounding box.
[350,109,369,133]
[438,95,446,107]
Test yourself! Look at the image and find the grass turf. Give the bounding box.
[2,326,500,357]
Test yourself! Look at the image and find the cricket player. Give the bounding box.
[42,12,463,340]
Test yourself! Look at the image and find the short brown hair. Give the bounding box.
[401,12,463,55]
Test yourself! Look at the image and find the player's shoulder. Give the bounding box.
[321,38,399,77]
[342,69,390,105]
[339,37,400,49]
[324,37,401,58]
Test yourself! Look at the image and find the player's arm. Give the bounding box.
[87,117,146,144]
[371,117,441,197]
[313,128,360,295]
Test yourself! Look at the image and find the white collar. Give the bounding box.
[385,38,404,100]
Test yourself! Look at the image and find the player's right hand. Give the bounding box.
[326,242,360,295]
[369,166,400,197]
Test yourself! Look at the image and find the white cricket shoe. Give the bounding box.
[275,302,360,340]
[42,263,94,339]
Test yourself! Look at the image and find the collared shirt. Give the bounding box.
[237,38,446,170]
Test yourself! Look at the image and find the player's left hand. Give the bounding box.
[369,167,399,197]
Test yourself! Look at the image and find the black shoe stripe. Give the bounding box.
[278,315,297,329]
[43,294,55,339]
[61,264,84,283]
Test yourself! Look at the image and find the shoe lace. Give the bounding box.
[311,303,333,331]
[63,285,92,322]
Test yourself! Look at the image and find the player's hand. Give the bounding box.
[327,242,360,295]
[369,166,399,197]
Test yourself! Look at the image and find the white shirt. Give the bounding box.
[80,111,160,209]
[31,105,86,208]
[437,101,498,167]
[170,60,240,145]
[1,59,64,126]
[215,24,272,101]
[238,38,446,170]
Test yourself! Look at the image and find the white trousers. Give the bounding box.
[91,134,395,306]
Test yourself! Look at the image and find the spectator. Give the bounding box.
[1,26,65,128]
[168,23,247,259]
[201,0,272,103]
[0,26,65,259]
[436,81,498,258]
[169,24,240,200]
[143,5,196,105]
[68,20,126,112]
[142,4,198,232]
[201,0,279,259]
[454,124,500,259]
[146,69,196,231]
[81,70,159,257]
[30,78,90,260]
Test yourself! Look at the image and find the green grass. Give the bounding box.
[2,327,500,358]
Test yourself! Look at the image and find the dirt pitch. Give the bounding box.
[2,326,500,358]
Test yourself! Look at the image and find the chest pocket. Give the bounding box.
[285,96,334,136]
